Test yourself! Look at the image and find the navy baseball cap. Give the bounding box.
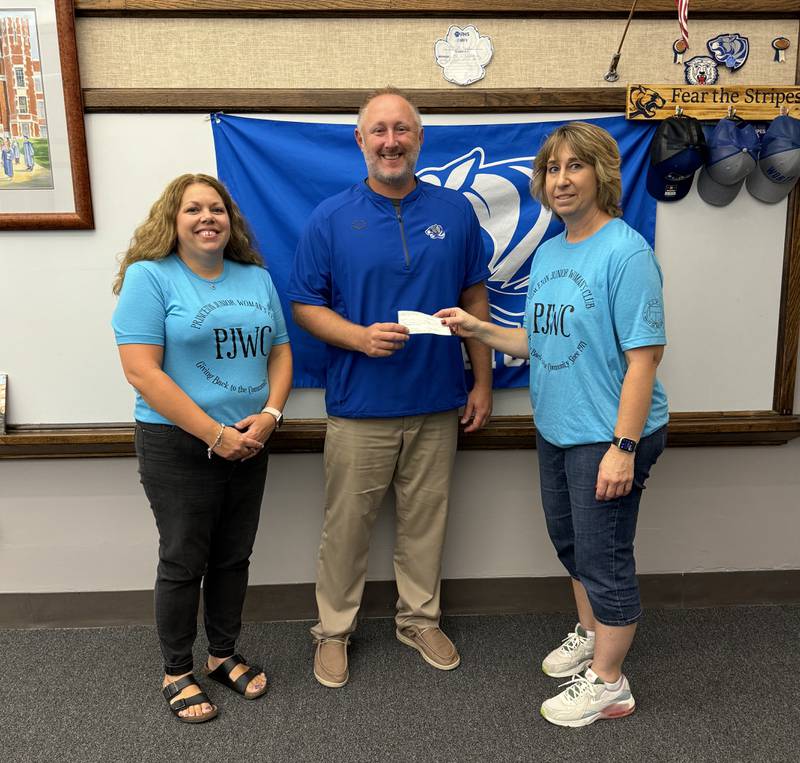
[697,118,760,207]
[647,116,707,202]
[746,114,800,204]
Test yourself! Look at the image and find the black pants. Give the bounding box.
[135,422,269,675]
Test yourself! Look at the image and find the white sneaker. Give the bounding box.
[541,623,595,677]
[540,667,636,727]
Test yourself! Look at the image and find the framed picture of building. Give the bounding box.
[0,0,92,229]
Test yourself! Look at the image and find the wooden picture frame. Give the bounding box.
[0,373,6,435]
[71,1,799,15]
[0,0,92,229]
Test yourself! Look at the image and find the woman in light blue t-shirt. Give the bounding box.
[112,174,292,724]
[436,122,667,728]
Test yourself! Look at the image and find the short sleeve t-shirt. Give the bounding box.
[523,218,668,447]
[112,255,289,425]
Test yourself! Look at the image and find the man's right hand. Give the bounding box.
[359,323,410,357]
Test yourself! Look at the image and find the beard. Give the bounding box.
[364,145,420,186]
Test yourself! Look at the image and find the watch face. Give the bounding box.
[617,438,637,452]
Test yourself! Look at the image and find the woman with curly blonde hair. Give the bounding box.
[113,174,262,294]
[437,122,667,727]
[112,173,292,723]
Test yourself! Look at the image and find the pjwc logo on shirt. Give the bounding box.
[214,325,273,359]
[419,147,553,323]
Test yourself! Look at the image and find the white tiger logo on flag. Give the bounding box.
[418,147,553,325]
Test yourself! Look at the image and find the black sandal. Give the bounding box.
[206,653,268,700]
[162,673,218,724]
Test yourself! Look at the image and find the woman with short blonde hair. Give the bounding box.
[437,122,668,727]
[530,121,623,220]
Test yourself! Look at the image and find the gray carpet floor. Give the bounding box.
[3,606,798,763]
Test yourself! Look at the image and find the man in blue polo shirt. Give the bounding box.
[288,88,492,688]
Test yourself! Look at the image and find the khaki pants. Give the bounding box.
[310,410,459,639]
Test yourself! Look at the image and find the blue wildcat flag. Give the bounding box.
[212,114,657,389]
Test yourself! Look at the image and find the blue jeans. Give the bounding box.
[536,426,667,626]
[135,422,269,674]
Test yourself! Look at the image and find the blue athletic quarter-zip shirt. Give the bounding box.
[523,218,669,448]
[288,180,489,418]
[112,255,290,426]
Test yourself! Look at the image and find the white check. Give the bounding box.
[398,310,452,336]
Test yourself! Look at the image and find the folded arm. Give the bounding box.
[118,343,264,460]
[234,342,294,451]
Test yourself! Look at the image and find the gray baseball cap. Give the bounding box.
[697,119,759,207]
[745,115,800,204]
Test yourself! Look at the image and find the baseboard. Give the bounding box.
[2,570,798,629]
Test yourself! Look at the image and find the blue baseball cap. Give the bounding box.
[746,114,800,204]
[698,118,760,207]
[647,116,707,202]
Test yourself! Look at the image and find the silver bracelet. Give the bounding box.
[207,423,225,459]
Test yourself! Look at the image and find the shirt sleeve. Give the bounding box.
[111,263,167,346]
[461,199,490,290]
[610,248,667,351]
[286,210,333,307]
[266,272,291,345]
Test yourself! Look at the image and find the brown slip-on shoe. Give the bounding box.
[313,637,349,688]
[396,625,461,670]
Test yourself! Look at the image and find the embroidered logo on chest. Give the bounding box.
[425,224,446,240]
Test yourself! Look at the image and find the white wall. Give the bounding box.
[2,440,799,594]
[1,114,799,593]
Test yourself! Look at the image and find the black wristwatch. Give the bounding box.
[612,435,638,453]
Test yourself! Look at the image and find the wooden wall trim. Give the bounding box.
[774,174,800,415]
[772,56,800,414]
[73,1,800,17]
[82,87,627,113]
[2,412,799,459]
[3,570,799,628]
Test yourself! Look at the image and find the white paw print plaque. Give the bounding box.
[434,25,493,86]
